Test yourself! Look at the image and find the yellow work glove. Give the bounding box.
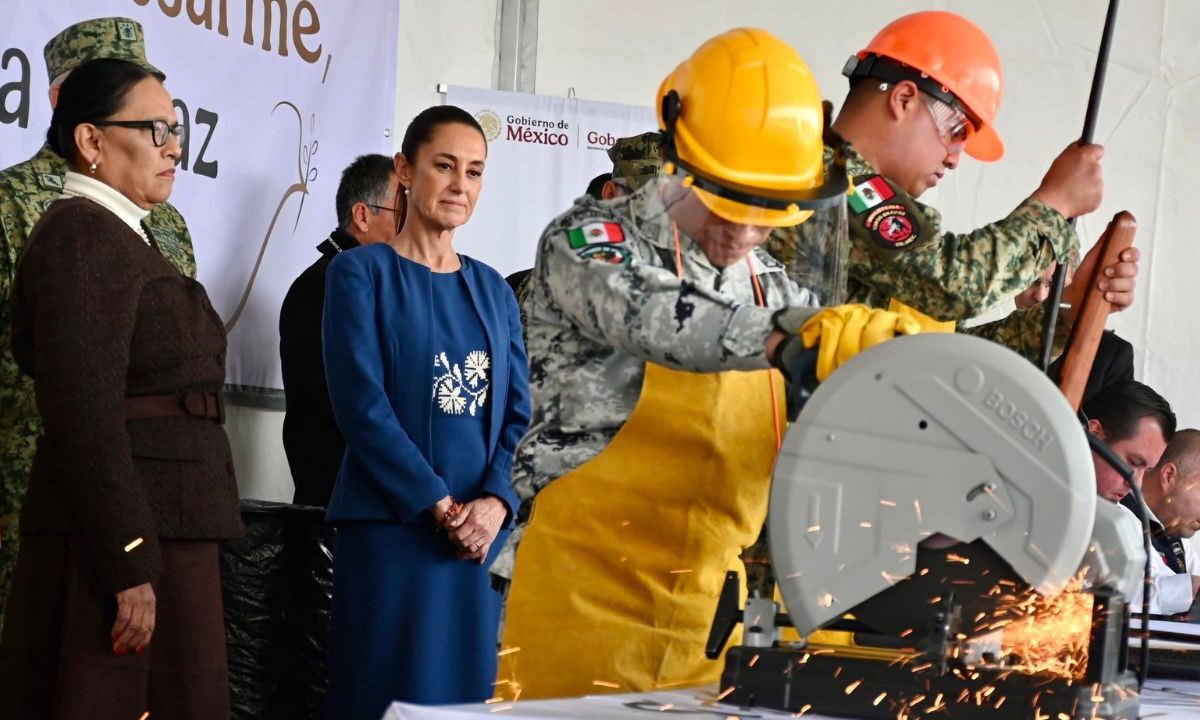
[798,304,925,381]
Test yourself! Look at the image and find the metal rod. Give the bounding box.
[1039,0,1121,371]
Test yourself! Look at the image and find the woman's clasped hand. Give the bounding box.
[434,496,506,564]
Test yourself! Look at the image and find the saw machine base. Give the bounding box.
[720,646,1140,720]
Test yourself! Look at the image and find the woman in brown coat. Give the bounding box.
[0,58,242,718]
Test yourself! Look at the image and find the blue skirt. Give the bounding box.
[328,521,509,718]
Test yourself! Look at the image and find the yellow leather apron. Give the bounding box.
[499,362,785,698]
[887,298,956,333]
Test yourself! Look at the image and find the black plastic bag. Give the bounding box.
[220,500,334,719]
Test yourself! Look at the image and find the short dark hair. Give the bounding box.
[586,173,611,200]
[335,154,395,231]
[48,58,165,165]
[1083,380,1176,444]
[395,105,486,228]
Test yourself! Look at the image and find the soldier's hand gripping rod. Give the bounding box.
[1038,0,1121,372]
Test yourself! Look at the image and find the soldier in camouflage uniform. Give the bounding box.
[494,29,926,699]
[0,17,197,631]
[769,11,1140,364]
[509,132,664,330]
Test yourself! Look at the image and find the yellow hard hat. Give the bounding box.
[657,28,847,227]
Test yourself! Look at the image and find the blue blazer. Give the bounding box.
[321,243,529,525]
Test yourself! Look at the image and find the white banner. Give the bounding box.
[1,0,398,392]
[445,86,656,277]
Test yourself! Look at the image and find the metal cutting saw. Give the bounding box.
[707,332,1147,720]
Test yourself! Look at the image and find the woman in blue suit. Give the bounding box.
[322,105,529,717]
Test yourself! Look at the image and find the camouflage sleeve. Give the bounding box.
[146,202,197,278]
[963,302,1071,364]
[538,223,785,372]
[862,195,1078,320]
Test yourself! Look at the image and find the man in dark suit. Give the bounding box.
[280,154,399,506]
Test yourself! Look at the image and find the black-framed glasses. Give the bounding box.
[92,119,185,148]
[364,204,396,214]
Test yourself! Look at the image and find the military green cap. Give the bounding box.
[43,17,163,84]
[607,132,664,190]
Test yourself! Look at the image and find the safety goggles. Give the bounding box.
[922,94,974,149]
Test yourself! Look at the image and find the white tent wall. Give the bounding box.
[236,1,1200,559]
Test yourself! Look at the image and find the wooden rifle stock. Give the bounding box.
[1057,211,1136,409]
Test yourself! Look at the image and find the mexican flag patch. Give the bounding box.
[568,221,624,249]
[848,175,895,214]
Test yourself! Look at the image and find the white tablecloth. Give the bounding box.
[383,681,1200,719]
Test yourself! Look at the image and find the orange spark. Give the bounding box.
[125,537,144,553]
[669,569,693,574]
[873,692,886,706]
[592,680,620,689]
[996,575,1093,681]
[749,654,760,667]
[859,522,873,528]
[139,714,150,720]
[497,647,521,656]
[880,499,897,507]
[714,686,737,701]
[914,500,923,522]
[844,679,862,695]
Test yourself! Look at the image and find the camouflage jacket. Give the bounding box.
[491,186,818,579]
[0,145,197,526]
[766,143,1078,362]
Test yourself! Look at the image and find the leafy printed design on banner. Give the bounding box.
[433,350,490,416]
[224,101,320,331]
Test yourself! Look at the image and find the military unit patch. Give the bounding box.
[864,203,919,249]
[577,244,630,265]
[848,175,894,214]
[37,174,63,191]
[117,20,138,41]
[568,221,624,249]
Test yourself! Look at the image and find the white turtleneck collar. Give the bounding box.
[61,171,152,245]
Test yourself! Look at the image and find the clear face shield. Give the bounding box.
[635,149,850,304]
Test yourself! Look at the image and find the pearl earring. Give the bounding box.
[89,162,98,174]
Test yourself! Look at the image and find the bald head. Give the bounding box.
[1144,429,1200,538]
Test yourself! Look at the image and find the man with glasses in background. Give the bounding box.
[279,154,399,507]
[771,11,1139,359]
[0,17,197,633]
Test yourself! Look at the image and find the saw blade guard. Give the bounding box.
[770,333,1098,637]
[1085,498,1146,602]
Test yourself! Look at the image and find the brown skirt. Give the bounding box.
[0,535,230,719]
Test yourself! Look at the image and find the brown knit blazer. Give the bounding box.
[11,197,242,595]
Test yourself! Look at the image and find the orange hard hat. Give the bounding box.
[844,11,1004,161]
